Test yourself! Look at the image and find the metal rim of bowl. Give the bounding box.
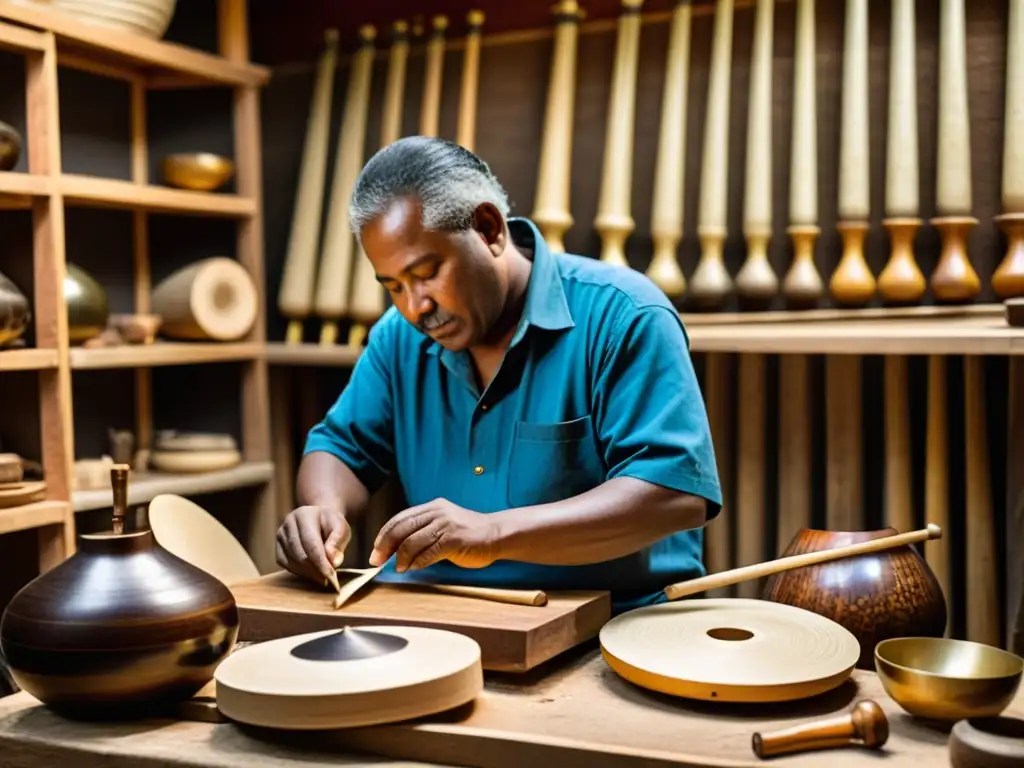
[874,636,1024,681]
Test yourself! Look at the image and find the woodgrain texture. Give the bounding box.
[229,570,609,672]
[2,647,1024,767]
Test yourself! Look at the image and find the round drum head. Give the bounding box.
[599,598,860,703]
[214,625,483,729]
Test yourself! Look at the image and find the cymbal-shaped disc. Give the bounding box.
[214,625,483,729]
[600,598,860,703]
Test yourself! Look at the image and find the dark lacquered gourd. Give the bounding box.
[0,270,30,348]
[0,465,239,718]
[762,528,948,669]
[0,121,20,171]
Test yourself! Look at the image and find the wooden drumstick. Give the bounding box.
[594,0,644,268]
[931,0,980,304]
[456,10,485,151]
[782,0,823,310]
[925,355,952,635]
[688,0,734,310]
[663,524,941,601]
[646,0,691,299]
[313,25,377,346]
[830,0,875,307]
[964,356,999,646]
[994,0,1024,299]
[277,30,339,345]
[734,0,776,311]
[419,15,448,137]
[348,21,410,348]
[532,1,584,253]
[878,0,925,304]
[752,700,889,759]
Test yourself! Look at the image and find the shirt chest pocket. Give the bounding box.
[506,414,606,508]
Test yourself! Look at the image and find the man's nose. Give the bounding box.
[409,285,434,316]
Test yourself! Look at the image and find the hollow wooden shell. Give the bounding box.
[65,262,109,344]
[0,270,30,348]
[762,527,948,669]
[0,528,239,718]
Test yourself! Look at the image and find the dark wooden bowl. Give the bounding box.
[762,527,948,669]
[950,717,1024,767]
[0,528,239,718]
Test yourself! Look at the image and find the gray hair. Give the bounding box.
[348,136,511,238]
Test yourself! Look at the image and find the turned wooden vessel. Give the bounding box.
[0,270,30,348]
[0,465,239,718]
[762,527,947,669]
[65,262,109,344]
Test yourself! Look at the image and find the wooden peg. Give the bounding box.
[752,700,889,759]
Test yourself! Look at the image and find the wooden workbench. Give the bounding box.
[2,641,1019,767]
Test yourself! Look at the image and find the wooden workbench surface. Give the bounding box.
[1,642,1020,767]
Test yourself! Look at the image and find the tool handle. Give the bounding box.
[664,524,941,601]
[752,701,888,759]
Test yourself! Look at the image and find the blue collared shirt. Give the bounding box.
[305,217,722,612]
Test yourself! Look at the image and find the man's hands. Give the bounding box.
[369,498,501,572]
[276,506,352,585]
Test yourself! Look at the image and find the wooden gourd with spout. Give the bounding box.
[782,0,823,309]
[688,0,734,311]
[276,30,339,344]
[531,1,584,253]
[348,21,410,349]
[312,25,377,346]
[420,16,448,138]
[878,0,925,305]
[646,0,691,299]
[994,0,1024,299]
[594,0,644,268]
[931,0,980,303]
[734,0,776,310]
[830,0,875,307]
[457,11,485,151]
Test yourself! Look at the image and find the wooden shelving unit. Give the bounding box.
[0,0,278,576]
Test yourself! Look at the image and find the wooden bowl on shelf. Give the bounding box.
[108,313,162,344]
[162,153,234,192]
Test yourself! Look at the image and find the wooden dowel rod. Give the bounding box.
[664,524,942,601]
[428,584,548,606]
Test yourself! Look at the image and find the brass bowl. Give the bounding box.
[162,153,234,192]
[875,637,1024,721]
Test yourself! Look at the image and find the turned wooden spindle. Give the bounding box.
[734,0,776,310]
[532,1,584,252]
[782,0,823,309]
[348,21,410,348]
[313,25,377,346]
[420,16,448,138]
[646,0,692,298]
[689,0,735,310]
[931,0,980,303]
[456,10,485,151]
[879,0,925,304]
[277,30,338,344]
[993,0,1024,298]
[595,0,644,267]
[751,701,889,759]
[830,0,875,307]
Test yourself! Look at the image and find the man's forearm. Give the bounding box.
[295,451,372,521]
[490,477,708,565]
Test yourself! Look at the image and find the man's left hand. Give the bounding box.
[369,498,502,572]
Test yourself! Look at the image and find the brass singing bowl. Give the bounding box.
[875,637,1024,721]
[162,152,234,191]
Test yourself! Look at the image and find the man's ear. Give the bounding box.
[473,203,506,257]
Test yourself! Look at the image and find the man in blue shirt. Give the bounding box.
[276,136,722,613]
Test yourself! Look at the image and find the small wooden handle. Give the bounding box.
[664,523,941,601]
[752,700,889,759]
[428,584,548,606]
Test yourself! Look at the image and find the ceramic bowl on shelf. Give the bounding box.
[162,153,234,192]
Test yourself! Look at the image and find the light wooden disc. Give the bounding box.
[214,626,484,729]
[599,598,860,703]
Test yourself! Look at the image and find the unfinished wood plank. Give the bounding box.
[0,500,66,535]
[60,174,255,217]
[0,347,57,370]
[69,342,263,369]
[884,355,913,532]
[736,353,765,598]
[825,355,863,530]
[777,354,811,553]
[925,355,952,636]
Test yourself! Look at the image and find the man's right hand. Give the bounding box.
[275,505,352,586]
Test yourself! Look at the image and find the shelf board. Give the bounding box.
[266,342,363,367]
[72,460,275,512]
[0,171,50,208]
[0,347,58,370]
[0,1,269,87]
[680,303,1006,325]
[70,341,264,370]
[60,174,255,217]
[0,16,44,52]
[0,500,67,536]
